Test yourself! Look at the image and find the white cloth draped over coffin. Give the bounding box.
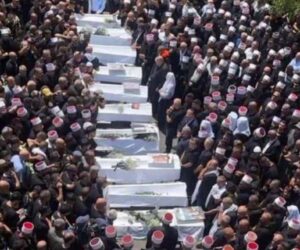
[89,83,147,103]
[113,208,204,241]
[90,33,131,46]
[91,44,136,65]
[97,154,180,184]
[94,66,141,84]
[95,124,159,155]
[97,103,152,123]
[75,13,120,28]
[104,182,188,208]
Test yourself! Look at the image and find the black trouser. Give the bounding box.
[157,99,172,132]
[165,126,177,153]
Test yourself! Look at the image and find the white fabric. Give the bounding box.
[75,13,121,28]
[90,34,131,46]
[191,170,218,204]
[104,182,188,208]
[191,180,202,204]
[234,117,251,136]
[286,205,300,221]
[91,44,136,65]
[190,65,204,83]
[205,184,227,208]
[94,66,141,84]
[198,120,214,138]
[89,83,147,103]
[262,139,276,154]
[97,103,152,123]
[159,72,176,100]
[113,208,204,241]
[95,124,159,155]
[97,154,180,184]
[227,112,238,131]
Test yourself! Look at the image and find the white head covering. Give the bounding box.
[198,120,214,138]
[287,205,300,221]
[234,117,251,137]
[159,72,176,100]
[227,112,238,131]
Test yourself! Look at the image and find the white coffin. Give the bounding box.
[123,82,140,94]
[97,154,180,184]
[114,208,204,241]
[89,83,147,103]
[94,66,141,84]
[90,34,131,46]
[91,44,136,65]
[107,63,126,74]
[97,103,152,123]
[75,13,120,28]
[104,182,188,208]
[95,124,159,155]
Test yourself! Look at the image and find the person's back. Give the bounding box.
[162,225,178,250]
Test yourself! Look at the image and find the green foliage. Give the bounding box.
[271,0,300,21]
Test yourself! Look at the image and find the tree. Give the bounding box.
[271,0,300,21]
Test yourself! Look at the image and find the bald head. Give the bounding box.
[173,98,181,107]
[237,206,248,218]
[204,137,214,150]
[219,214,231,227]
[0,180,9,194]
[37,241,47,250]
[155,56,164,66]
[207,159,218,170]
[223,227,235,241]
[222,196,233,210]
[95,198,107,213]
[260,212,272,224]
[238,219,250,233]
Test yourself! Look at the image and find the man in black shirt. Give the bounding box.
[146,212,178,250]
[165,98,185,153]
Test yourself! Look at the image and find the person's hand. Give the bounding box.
[139,54,145,60]
[131,43,137,50]
[66,182,75,190]
[35,154,45,161]
[235,170,244,177]
[293,161,300,168]
[7,105,17,113]
[56,182,63,189]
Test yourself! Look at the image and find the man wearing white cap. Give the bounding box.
[145,230,165,249]
[102,225,121,249]
[9,221,35,249]
[146,212,178,250]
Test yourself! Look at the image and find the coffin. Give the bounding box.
[97,154,180,184]
[104,182,188,208]
[97,103,152,123]
[94,66,141,84]
[75,13,120,28]
[89,83,147,103]
[91,44,136,65]
[95,124,159,155]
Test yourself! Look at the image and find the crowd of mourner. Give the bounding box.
[0,0,300,249]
